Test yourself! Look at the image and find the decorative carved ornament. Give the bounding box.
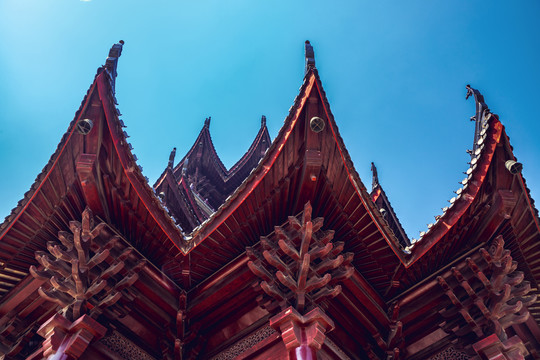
[30,207,146,321]
[247,202,354,314]
[438,235,536,344]
[246,202,354,358]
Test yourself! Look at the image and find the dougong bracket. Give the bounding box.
[31,207,146,321]
[247,202,354,314]
[438,235,536,344]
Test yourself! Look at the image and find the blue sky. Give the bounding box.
[1,1,539,240]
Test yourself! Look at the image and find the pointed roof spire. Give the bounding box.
[305,40,315,73]
[204,116,211,128]
[465,85,490,155]
[371,162,379,191]
[261,115,266,127]
[104,40,124,94]
[168,147,177,168]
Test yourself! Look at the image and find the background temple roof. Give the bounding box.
[1,0,539,239]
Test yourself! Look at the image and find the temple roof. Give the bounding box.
[402,86,539,267]
[0,41,186,298]
[153,115,270,232]
[389,87,540,339]
[183,41,406,292]
[0,40,539,307]
[1,40,540,359]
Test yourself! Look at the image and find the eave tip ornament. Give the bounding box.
[371,162,379,191]
[104,40,125,94]
[168,147,177,168]
[466,84,492,155]
[305,40,315,73]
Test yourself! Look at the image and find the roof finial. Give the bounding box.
[466,85,490,155]
[371,162,379,191]
[204,117,211,127]
[104,40,124,94]
[261,115,266,127]
[305,40,315,73]
[168,147,176,168]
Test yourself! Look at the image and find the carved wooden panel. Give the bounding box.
[428,346,470,360]
[99,330,156,360]
[209,325,277,360]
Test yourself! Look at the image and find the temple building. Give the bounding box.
[0,41,539,359]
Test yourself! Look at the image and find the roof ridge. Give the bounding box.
[225,116,270,177]
[0,41,121,237]
[171,119,227,178]
[370,163,410,247]
[188,68,318,244]
[405,88,502,263]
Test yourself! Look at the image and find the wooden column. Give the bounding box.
[472,334,529,360]
[27,313,106,360]
[270,307,334,360]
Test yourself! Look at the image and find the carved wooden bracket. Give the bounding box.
[493,190,517,220]
[377,303,402,360]
[472,334,529,360]
[27,313,106,360]
[172,290,198,360]
[269,306,334,360]
[76,153,107,219]
[438,235,536,343]
[246,202,354,314]
[30,207,146,321]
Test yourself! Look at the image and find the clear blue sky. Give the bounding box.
[1,1,539,240]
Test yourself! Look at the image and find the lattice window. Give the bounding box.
[99,331,156,360]
[428,346,471,360]
[210,325,277,360]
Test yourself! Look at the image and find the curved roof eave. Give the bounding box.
[170,122,228,181]
[406,114,504,267]
[370,184,411,247]
[186,73,317,251]
[0,72,101,241]
[225,120,271,177]
[96,72,188,252]
[311,70,408,265]
[0,60,188,257]
[154,119,270,195]
[498,126,540,236]
[186,69,406,263]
